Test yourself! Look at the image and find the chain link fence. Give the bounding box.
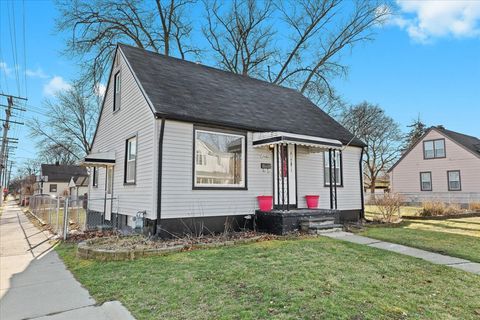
[365,192,480,207]
[28,194,119,239]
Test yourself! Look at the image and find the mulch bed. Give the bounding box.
[84,231,275,251]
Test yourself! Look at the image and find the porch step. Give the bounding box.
[303,222,344,234]
[300,217,335,231]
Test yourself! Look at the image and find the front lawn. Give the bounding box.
[364,205,422,220]
[359,217,480,263]
[57,236,480,320]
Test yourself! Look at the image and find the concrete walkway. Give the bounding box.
[0,199,135,320]
[322,231,480,274]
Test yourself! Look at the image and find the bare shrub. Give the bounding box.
[469,202,480,212]
[420,201,445,217]
[372,193,403,223]
[421,201,464,217]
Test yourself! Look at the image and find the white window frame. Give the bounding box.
[193,129,246,189]
[125,136,137,184]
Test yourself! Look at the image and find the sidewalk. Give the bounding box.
[0,198,135,320]
[322,231,480,274]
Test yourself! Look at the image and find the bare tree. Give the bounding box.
[56,0,198,84]
[341,102,402,194]
[204,0,390,104]
[28,82,99,162]
[203,0,275,77]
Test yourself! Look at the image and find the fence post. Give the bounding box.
[63,198,69,240]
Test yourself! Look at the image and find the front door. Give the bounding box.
[273,144,296,208]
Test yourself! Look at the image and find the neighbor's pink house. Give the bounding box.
[388,126,480,205]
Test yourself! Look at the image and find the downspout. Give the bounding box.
[359,147,365,220]
[155,117,166,236]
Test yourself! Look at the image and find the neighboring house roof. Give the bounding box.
[117,44,365,147]
[388,126,480,173]
[41,164,88,183]
[435,127,480,156]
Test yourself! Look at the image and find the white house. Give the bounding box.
[389,126,480,205]
[36,164,89,199]
[83,44,365,236]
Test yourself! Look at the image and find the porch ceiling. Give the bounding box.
[252,131,343,150]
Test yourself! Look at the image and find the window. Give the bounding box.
[125,137,137,183]
[423,139,445,159]
[113,72,121,111]
[194,129,246,188]
[420,172,432,191]
[49,184,57,192]
[324,150,342,186]
[448,170,461,191]
[92,167,99,187]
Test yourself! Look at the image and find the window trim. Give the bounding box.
[49,184,57,193]
[447,170,462,191]
[113,71,121,112]
[323,150,343,188]
[192,126,248,190]
[92,167,98,188]
[423,138,446,160]
[420,171,432,191]
[124,135,138,185]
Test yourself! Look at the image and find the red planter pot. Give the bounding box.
[257,195,273,211]
[305,195,319,209]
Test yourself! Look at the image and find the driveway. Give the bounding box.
[0,198,134,320]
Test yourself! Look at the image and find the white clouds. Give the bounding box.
[43,76,71,96]
[26,67,49,79]
[391,0,480,43]
[94,83,106,97]
[0,61,12,76]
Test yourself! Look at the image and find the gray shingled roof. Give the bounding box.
[118,44,365,147]
[41,164,88,183]
[436,127,480,156]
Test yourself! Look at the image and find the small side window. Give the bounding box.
[49,184,57,193]
[125,137,137,184]
[113,72,121,112]
[420,172,432,191]
[447,170,461,191]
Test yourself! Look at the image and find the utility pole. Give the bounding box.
[0,96,14,184]
[0,93,27,203]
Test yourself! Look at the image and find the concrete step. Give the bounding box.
[309,223,343,230]
[300,219,336,231]
[313,227,343,234]
[300,216,336,223]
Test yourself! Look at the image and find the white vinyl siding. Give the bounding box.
[88,49,157,220]
[160,120,272,219]
[297,146,362,210]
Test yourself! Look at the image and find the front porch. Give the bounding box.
[255,208,340,235]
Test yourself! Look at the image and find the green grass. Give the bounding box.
[57,236,480,320]
[360,217,480,263]
[365,205,422,220]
